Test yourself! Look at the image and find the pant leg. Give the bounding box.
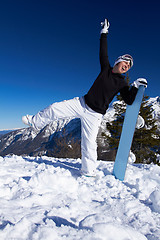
[32,97,83,130]
[80,102,103,174]
[32,95,102,174]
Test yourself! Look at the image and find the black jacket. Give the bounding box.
[84,33,138,114]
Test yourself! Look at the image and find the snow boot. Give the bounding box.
[80,170,97,178]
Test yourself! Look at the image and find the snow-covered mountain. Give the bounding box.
[0,129,13,137]
[0,118,81,157]
[0,96,159,158]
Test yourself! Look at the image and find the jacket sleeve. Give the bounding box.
[99,33,110,71]
[120,86,138,105]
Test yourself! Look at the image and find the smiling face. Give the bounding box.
[112,61,131,74]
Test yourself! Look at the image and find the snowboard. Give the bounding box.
[113,85,145,181]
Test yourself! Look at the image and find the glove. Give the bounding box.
[132,78,148,88]
[100,18,110,34]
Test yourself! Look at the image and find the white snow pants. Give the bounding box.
[32,97,103,174]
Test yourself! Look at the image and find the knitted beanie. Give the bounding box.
[114,54,133,68]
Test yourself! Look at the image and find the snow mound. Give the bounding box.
[0,155,159,240]
[149,189,160,213]
[93,223,147,240]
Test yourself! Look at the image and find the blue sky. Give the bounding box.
[0,0,159,129]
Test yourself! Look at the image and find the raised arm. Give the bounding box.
[99,19,110,71]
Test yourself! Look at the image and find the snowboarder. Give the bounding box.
[22,19,147,177]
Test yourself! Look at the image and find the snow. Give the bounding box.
[147,96,160,129]
[147,97,160,117]
[0,155,159,240]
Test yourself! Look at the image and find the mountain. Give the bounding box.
[0,112,114,159]
[0,96,159,158]
[0,118,81,157]
[0,130,14,138]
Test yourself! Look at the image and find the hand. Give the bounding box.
[132,78,148,88]
[100,18,110,34]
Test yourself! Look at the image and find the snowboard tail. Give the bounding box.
[113,85,145,181]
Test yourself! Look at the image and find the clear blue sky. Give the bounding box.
[0,0,159,129]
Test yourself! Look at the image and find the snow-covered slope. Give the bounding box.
[0,155,159,240]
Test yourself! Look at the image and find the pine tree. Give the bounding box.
[132,95,160,164]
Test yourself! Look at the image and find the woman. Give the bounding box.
[22,19,147,177]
